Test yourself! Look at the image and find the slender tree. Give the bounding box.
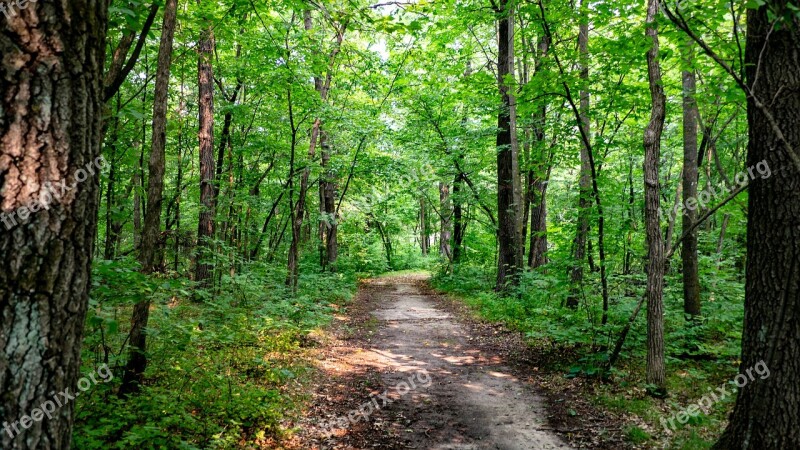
[524,24,551,270]
[681,39,701,317]
[566,0,592,308]
[439,182,453,260]
[196,20,216,287]
[643,0,667,395]
[419,196,429,255]
[120,0,179,395]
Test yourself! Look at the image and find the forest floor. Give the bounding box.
[282,273,634,449]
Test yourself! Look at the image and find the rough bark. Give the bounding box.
[120,0,178,395]
[643,0,667,394]
[494,0,523,291]
[713,3,800,447]
[681,40,701,317]
[139,0,177,274]
[0,1,108,447]
[195,24,216,288]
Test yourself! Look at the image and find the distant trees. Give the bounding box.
[3,0,795,445]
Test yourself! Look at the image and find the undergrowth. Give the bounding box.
[74,258,359,449]
[431,259,745,449]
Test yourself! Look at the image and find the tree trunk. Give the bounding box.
[452,173,465,263]
[420,196,428,256]
[104,94,122,260]
[716,213,730,254]
[681,39,701,317]
[528,175,550,268]
[196,23,216,288]
[527,32,551,270]
[439,182,453,260]
[495,0,523,291]
[290,11,346,282]
[713,3,800,447]
[624,156,636,275]
[566,1,591,308]
[133,167,143,248]
[120,0,178,395]
[0,1,107,447]
[320,135,338,270]
[664,170,683,253]
[643,0,667,395]
[139,0,177,274]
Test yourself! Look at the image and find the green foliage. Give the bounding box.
[76,260,358,447]
[93,0,756,446]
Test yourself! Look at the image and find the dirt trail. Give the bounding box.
[302,275,573,450]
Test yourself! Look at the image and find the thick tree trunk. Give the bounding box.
[643,0,667,395]
[495,0,523,291]
[120,0,178,395]
[713,3,800,448]
[566,1,591,308]
[196,24,216,288]
[681,40,701,317]
[0,1,108,447]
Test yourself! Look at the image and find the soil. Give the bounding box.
[285,274,633,450]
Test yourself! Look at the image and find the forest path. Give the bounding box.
[298,273,572,450]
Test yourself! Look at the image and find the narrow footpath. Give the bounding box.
[295,274,575,449]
